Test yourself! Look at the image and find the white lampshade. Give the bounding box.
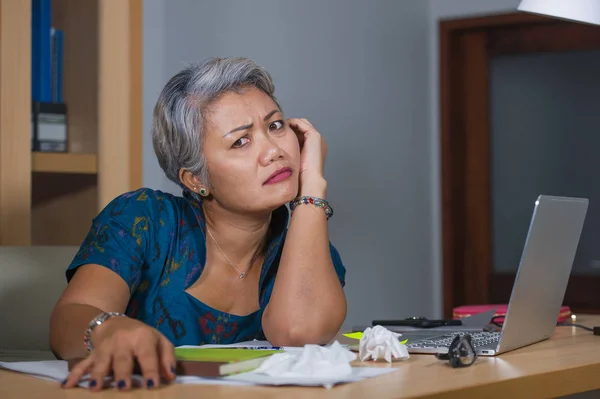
[518,0,600,26]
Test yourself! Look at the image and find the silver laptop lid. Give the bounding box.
[496,195,588,354]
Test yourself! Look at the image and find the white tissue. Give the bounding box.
[251,341,357,379]
[359,325,410,362]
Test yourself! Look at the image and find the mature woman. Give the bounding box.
[50,57,347,391]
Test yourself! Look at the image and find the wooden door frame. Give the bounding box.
[440,12,600,318]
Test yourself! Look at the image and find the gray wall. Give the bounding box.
[143,0,179,194]
[143,0,434,329]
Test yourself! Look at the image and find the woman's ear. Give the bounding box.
[179,169,205,194]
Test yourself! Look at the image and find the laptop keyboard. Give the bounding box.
[406,331,501,350]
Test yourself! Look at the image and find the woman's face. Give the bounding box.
[201,86,300,213]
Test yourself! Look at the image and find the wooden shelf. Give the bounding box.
[0,0,142,245]
[32,152,97,174]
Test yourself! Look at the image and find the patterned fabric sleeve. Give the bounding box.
[65,189,154,293]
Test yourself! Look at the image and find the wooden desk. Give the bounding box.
[1,315,599,398]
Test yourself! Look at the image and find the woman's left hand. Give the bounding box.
[288,118,328,198]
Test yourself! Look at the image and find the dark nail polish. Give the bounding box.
[147,379,154,389]
[89,379,97,388]
[117,380,126,390]
[61,378,67,386]
[171,365,176,374]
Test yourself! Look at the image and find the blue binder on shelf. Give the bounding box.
[31,0,67,152]
[32,0,52,103]
[51,28,63,103]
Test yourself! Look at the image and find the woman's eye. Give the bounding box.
[269,120,284,131]
[232,137,250,148]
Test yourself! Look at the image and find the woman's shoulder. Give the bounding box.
[100,187,189,220]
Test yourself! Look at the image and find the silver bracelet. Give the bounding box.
[83,311,127,351]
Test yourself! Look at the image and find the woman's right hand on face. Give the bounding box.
[61,316,177,391]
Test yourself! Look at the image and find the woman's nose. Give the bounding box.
[260,137,284,165]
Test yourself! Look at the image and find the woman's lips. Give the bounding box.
[264,167,293,185]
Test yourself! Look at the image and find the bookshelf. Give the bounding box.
[32,153,97,174]
[0,0,143,246]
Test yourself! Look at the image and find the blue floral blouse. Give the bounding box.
[66,188,346,346]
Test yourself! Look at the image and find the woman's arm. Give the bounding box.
[54,264,177,390]
[262,119,347,346]
[50,264,130,359]
[54,189,177,390]
[262,190,347,346]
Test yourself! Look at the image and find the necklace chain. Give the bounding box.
[206,226,261,279]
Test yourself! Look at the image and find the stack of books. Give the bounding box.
[174,347,279,376]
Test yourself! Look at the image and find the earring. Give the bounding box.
[199,187,208,197]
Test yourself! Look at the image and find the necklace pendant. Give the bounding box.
[239,272,245,279]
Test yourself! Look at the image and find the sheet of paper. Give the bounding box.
[0,360,251,387]
[0,360,67,382]
[0,360,398,389]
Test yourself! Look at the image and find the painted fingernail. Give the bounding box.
[117,380,126,390]
[171,365,176,374]
[89,379,97,388]
[60,378,67,386]
[146,379,154,389]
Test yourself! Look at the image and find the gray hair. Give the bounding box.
[152,57,280,195]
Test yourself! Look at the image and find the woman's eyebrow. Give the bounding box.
[224,123,252,137]
[263,109,279,121]
[223,109,280,137]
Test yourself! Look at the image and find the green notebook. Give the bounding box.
[174,347,280,376]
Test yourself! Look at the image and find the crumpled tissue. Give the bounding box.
[224,341,397,388]
[251,341,357,379]
[359,325,410,362]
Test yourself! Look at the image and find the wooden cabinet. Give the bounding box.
[0,0,143,246]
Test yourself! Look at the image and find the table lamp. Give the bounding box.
[517,0,600,26]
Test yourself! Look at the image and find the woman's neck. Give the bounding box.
[201,201,271,263]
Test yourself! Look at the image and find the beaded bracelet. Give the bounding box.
[289,196,334,220]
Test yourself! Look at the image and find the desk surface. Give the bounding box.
[1,315,600,399]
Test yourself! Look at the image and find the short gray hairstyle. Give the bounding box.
[152,57,280,195]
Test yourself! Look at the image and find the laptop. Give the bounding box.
[406,195,588,356]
